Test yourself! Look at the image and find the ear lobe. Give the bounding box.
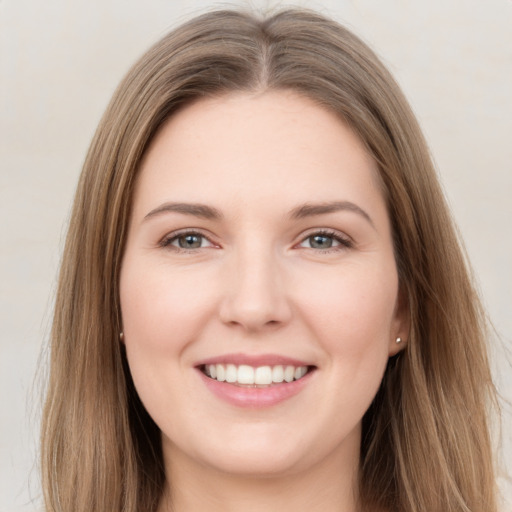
[389,336,406,357]
[388,284,410,357]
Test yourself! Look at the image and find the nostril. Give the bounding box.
[218,273,293,330]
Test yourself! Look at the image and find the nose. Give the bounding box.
[219,244,292,332]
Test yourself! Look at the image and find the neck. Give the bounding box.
[158,437,361,512]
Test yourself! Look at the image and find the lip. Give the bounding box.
[196,352,312,367]
[195,353,316,408]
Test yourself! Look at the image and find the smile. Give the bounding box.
[201,363,311,386]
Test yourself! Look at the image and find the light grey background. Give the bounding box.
[1,1,511,510]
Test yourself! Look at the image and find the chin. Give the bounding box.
[164,423,319,478]
[202,445,308,477]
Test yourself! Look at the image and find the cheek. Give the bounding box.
[301,263,397,338]
[119,261,215,424]
[120,261,218,352]
[297,262,397,382]
[306,272,396,424]
[118,261,217,415]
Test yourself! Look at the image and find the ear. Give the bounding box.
[388,284,410,357]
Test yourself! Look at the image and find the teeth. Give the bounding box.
[203,363,310,385]
[284,365,295,383]
[295,366,307,380]
[216,364,226,382]
[237,365,254,384]
[254,366,272,385]
[271,365,284,383]
[225,364,237,383]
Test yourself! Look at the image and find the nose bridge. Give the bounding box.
[219,237,291,330]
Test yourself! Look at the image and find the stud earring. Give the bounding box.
[395,337,402,344]
[119,332,124,342]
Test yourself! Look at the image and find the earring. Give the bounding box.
[119,332,124,342]
[395,337,402,344]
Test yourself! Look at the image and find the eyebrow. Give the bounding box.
[144,202,223,221]
[289,201,375,228]
[143,200,374,228]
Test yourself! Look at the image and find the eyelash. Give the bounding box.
[158,229,353,253]
[159,230,216,252]
[299,229,353,253]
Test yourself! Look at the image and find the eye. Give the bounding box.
[160,231,215,250]
[298,231,352,251]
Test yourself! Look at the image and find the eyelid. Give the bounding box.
[157,227,352,252]
[295,228,353,250]
[158,228,219,250]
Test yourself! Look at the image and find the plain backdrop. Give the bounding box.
[1,0,511,510]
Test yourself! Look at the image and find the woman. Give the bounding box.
[41,8,498,512]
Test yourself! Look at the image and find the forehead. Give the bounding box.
[133,90,385,221]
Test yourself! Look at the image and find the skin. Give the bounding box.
[120,90,408,512]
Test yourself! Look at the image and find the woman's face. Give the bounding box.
[120,91,408,478]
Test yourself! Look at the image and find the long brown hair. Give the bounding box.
[41,8,498,511]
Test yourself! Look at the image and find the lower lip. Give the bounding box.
[197,369,315,408]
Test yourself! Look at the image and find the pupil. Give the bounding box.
[310,235,332,249]
[179,234,201,248]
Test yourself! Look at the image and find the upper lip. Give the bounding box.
[195,353,314,368]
